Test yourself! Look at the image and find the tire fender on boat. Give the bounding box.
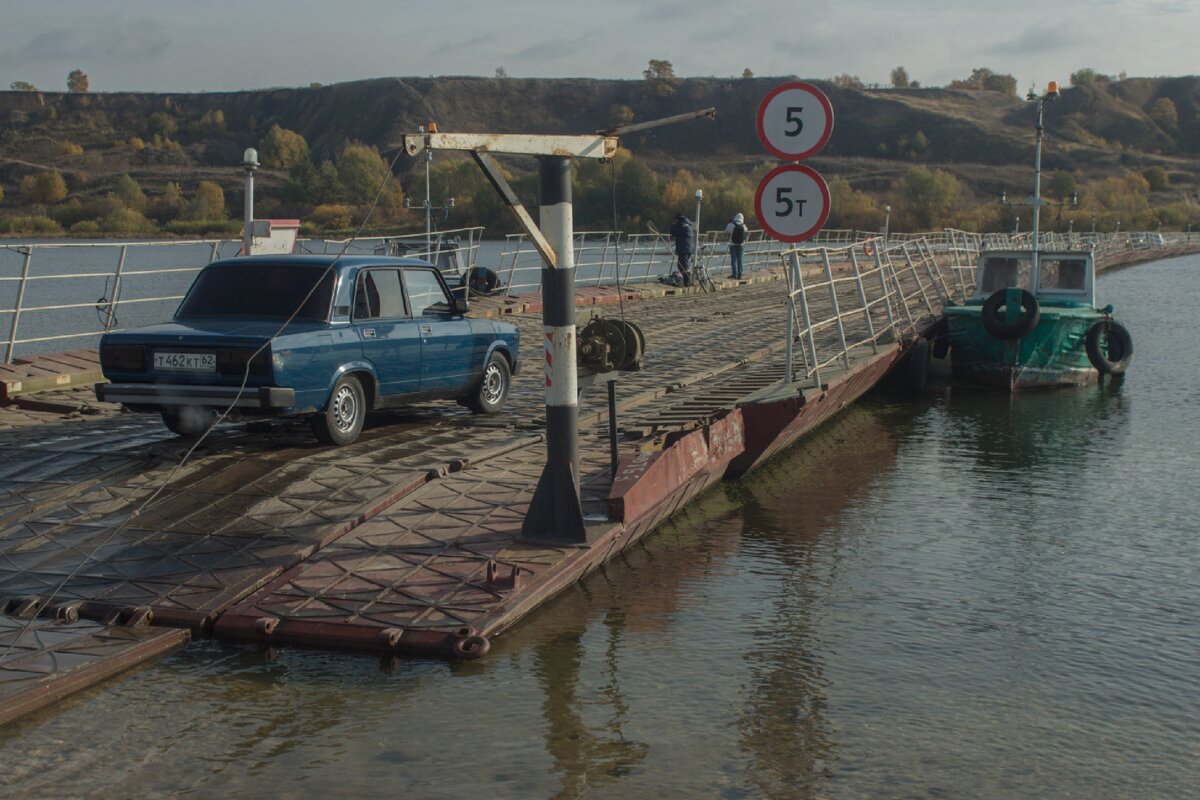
[463,267,500,296]
[1085,319,1133,375]
[981,288,1040,340]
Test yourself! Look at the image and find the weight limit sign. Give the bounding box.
[754,164,830,243]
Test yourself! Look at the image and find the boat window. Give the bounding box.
[1039,258,1087,291]
[978,257,1030,293]
[176,263,334,321]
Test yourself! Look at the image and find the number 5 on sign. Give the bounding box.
[754,164,830,243]
[756,81,834,161]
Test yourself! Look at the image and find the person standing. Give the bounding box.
[668,213,695,287]
[725,213,747,279]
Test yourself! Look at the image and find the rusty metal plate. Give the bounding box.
[0,614,188,726]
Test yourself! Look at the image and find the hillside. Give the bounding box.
[1,75,1197,233]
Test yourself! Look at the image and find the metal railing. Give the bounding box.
[781,237,959,389]
[1,239,242,363]
[2,226,1194,365]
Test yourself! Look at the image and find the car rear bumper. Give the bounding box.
[96,383,296,409]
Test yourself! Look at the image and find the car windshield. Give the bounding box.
[176,263,334,320]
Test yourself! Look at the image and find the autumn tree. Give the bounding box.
[608,104,634,129]
[20,171,68,204]
[890,66,912,89]
[949,67,1017,95]
[259,125,311,170]
[146,112,178,138]
[742,68,753,79]
[9,81,37,91]
[67,69,89,93]
[185,181,227,220]
[830,74,864,90]
[643,59,675,80]
[494,66,508,79]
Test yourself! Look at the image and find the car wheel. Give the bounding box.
[311,374,366,445]
[467,352,510,414]
[161,407,215,437]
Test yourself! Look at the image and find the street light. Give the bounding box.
[883,205,891,243]
[242,147,259,257]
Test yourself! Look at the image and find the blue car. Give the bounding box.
[96,255,520,445]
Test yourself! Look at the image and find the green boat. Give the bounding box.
[939,80,1133,391]
[941,248,1133,390]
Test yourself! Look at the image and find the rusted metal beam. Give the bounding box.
[471,152,558,268]
[404,132,617,160]
[597,106,717,136]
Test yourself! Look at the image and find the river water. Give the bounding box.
[1,255,1198,798]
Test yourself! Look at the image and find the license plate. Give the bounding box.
[154,351,216,371]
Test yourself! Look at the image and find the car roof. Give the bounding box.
[205,254,439,272]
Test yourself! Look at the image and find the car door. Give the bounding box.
[352,268,421,397]
[402,267,476,392]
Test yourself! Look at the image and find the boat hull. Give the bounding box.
[944,303,1103,390]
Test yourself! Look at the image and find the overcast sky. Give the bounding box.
[2,0,1196,93]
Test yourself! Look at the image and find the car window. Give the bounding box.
[176,263,334,320]
[353,269,407,320]
[403,268,451,317]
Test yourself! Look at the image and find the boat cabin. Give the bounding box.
[971,250,1095,306]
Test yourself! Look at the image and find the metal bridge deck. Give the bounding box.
[0,259,934,723]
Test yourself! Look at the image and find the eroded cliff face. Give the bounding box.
[2,75,1197,194]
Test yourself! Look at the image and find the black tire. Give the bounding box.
[311,374,366,446]
[1085,320,1133,375]
[161,407,215,437]
[930,318,951,359]
[463,267,500,297]
[981,288,1040,340]
[908,338,930,392]
[466,352,510,414]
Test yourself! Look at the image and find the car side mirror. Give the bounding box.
[452,292,470,315]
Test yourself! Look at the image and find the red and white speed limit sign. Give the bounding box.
[756,81,834,161]
[754,164,830,243]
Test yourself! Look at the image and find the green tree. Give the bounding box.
[826,177,880,230]
[1046,170,1077,200]
[1143,166,1169,191]
[146,112,178,138]
[890,66,912,89]
[1149,97,1179,128]
[910,131,929,155]
[1069,68,1098,86]
[336,143,394,205]
[185,180,226,220]
[149,181,184,223]
[9,81,37,91]
[20,171,68,204]
[259,125,311,170]
[112,174,148,212]
[67,69,89,93]
[892,166,964,229]
[494,66,508,79]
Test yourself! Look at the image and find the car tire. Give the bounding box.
[311,374,366,446]
[467,352,510,415]
[161,407,215,437]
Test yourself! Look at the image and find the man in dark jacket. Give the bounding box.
[668,213,695,286]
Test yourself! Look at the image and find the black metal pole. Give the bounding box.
[521,157,587,543]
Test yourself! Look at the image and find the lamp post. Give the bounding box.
[242,147,259,257]
[883,204,891,243]
[693,189,703,276]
